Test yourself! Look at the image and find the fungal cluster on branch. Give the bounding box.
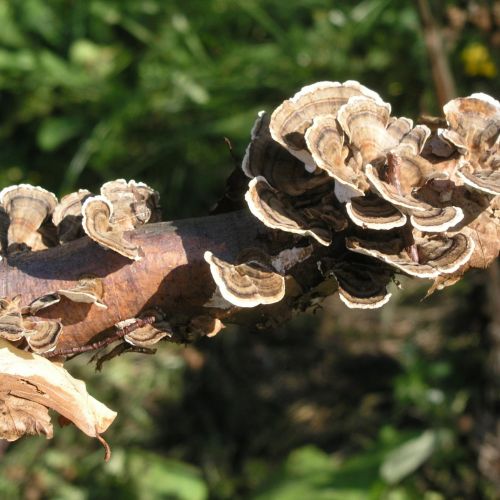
[205,81,499,309]
[0,179,166,354]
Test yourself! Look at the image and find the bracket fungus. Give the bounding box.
[204,81,499,312]
[52,189,92,243]
[204,250,286,308]
[81,179,160,260]
[0,184,58,253]
[0,80,499,448]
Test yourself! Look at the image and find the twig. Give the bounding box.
[43,316,156,358]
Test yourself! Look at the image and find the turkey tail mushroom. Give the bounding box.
[0,184,58,253]
[204,250,286,308]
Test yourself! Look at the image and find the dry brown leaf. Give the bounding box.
[0,339,116,442]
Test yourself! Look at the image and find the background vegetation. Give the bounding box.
[0,0,498,498]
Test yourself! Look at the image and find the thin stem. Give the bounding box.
[43,316,156,358]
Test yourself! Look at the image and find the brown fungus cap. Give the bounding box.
[347,232,474,279]
[305,114,368,200]
[270,80,383,170]
[0,184,58,252]
[52,189,92,243]
[58,276,106,309]
[204,250,285,308]
[325,256,394,309]
[23,317,63,354]
[117,313,172,348]
[245,176,333,246]
[243,111,329,196]
[346,195,407,230]
[337,96,395,165]
[82,195,142,261]
[442,93,500,154]
[100,179,161,228]
[0,297,24,342]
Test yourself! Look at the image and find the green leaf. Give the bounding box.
[380,430,437,484]
[128,450,208,500]
[37,117,84,151]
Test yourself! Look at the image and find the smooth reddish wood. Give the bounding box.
[0,211,269,350]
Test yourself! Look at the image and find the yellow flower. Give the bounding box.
[461,43,497,78]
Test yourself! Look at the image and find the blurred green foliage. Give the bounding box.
[1,0,498,498]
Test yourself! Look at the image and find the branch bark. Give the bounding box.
[0,210,321,352]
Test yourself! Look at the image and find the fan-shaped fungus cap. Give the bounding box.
[23,318,63,353]
[118,314,172,348]
[27,293,61,314]
[82,195,142,260]
[245,176,333,245]
[328,256,393,309]
[189,315,225,338]
[456,156,500,196]
[442,93,500,154]
[304,115,368,200]
[394,125,431,155]
[0,296,24,342]
[270,80,383,170]
[204,251,285,308]
[365,156,463,232]
[0,184,58,252]
[52,190,92,243]
[58,276,106,308]
[242,111,329,196]
[346,232,475,278]
[345,195,407,230]
[100,179,161,228]
[386,116,413,144]
[337,96,396,165]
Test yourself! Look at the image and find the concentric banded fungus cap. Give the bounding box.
[242,111,329,196]
[305,114,368,200]
[23,317,63,353]
[365,155,464,232]
[270,80,383,170]
[0,297,24,342]
[27,293,61,314]
[118,312,172,348]
[456,154,500,196]
[386,116,413,144]
[0,184,58,252]
[346,232,475,278]
[442,93,500,154]
[327,256,393,309]
[52,189,92,243]
[101,179,160,228]
[204,250,285,308]
[245,176,333,245]
[337,96,396,165]
[394,125,431,155]
[345,195,407,230]
[58,276,106,308]
[82,195,142,260]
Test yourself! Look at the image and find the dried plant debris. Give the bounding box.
[0,339,116,450]
[215,81,499,309]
